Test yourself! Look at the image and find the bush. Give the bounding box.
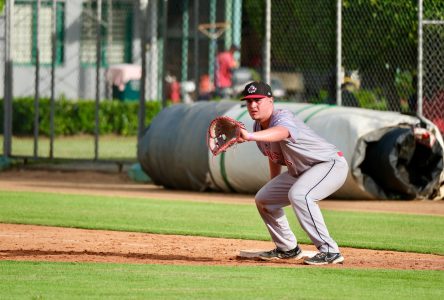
[305,88,389,110]
[0,98,162,136]
[354,89,388,110]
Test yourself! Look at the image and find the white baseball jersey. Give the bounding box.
[253,109,341,176]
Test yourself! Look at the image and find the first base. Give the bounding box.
[238,249,318,259]
[238,249,267,258]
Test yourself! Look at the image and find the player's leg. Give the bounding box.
[288,157,348,264]
[255,171,302,259]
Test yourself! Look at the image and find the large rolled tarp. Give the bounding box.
[137,100,237,190]
[138,101,444,200]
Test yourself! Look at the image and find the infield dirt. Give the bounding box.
[1,169,443,270]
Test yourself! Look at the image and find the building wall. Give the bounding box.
[3,0,141,100]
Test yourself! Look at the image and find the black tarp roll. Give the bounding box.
[360,127,444,199]
[137,101,236,191]
[139,101,444,200]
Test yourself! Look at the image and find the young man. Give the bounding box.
[239,81,348,265]
[215,45,239,98]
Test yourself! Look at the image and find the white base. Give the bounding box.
[238,249,267,258]
[238,249,318,258]
[301,250,317,258]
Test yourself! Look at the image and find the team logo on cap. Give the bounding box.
[247,85,257,94]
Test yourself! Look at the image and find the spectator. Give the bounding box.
[215,45,239,99]
[198,74,214,101]
[165,75,180,104]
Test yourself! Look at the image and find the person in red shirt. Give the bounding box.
[198,74,214,101]
[215,45,239,99]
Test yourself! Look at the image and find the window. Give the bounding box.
[80,1,133,66]
[12,1,65,65]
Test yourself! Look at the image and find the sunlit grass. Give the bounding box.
[1,191,443,255]
[0,134,137,160]
[1,261,443,300]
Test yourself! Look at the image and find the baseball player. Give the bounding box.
[238,81,348,265]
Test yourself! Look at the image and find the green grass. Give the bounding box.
[1,191,443,255]
[1,191,443,299]
[0,261,443,300]
[0,135,137,160]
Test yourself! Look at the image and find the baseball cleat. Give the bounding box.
[304,252,344,265]
[259,246,303,261]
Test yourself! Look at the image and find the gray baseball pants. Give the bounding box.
[255,157,348,253]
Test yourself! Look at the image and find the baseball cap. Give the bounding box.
[241,81,273,100]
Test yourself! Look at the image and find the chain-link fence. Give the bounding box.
[0,0,245,162]
[247,0,443,132]
[1,0,141,162]
[1,0,444,163]
[266,1,338,103]
[421,0,444,133]
[267,1,417,110]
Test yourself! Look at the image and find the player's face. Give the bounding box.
[245,97,274,122]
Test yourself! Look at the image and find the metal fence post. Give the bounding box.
[336,0,342,106]
[161,0,168,108]
[95,0,102,160]
[193,0,199,101]
[33,0,41,159]
[3,0,13,157]
[139,0,148,140]
[417,0,424,117]
[208,0,216,85]
[181,0,189,101]
[49,0,58,159]
[264,0,271,84]
[232,0,242,61]
[224,0,232,50]
[148,0,159,101]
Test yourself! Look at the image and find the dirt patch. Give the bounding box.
[0,169,443,270]
[1,224,443,270]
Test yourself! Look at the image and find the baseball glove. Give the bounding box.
[207,116,245,156]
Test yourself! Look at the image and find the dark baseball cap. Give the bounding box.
[241,81,273,100]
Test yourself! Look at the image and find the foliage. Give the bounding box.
[243,1,265,40]
[342,0,418,71]
[0,98,162,136]
[245,1,336,71]
[354,88,388,110]
[306,88,389,110]
[394,69,415,101]
[243,0,442,104]
[307,89,330,104]
[274,1,336,71]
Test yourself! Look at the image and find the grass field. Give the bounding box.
[1,191,443,254]
[0,190,443,299]
[1,261,443,300]
[0,135,137,160]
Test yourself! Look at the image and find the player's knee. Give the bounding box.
[288,189,306,207]
[254,197,271,215]
[254,190,270,212]
[255,187,270,206]
[254,194,264,207]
